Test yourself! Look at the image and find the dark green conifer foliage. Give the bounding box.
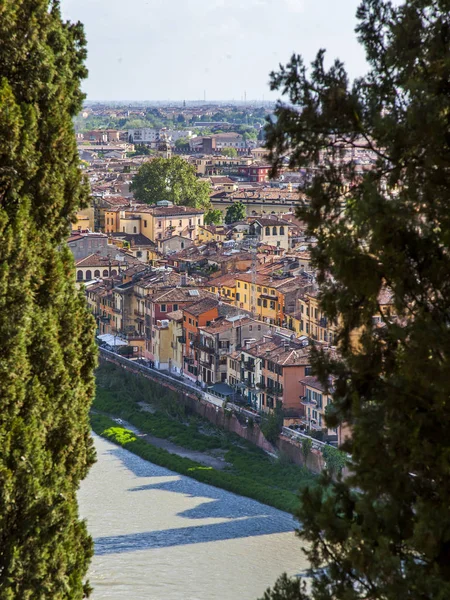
[0,2,96,598]
[262,1,450,598]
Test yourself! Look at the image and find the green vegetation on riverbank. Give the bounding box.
[93,362,316,513]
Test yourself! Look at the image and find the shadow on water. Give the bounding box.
[94,516,294,555]
[129,478,284,522]
[94,442,296,556]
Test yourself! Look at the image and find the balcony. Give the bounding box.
[112,307,121,314]
[134,309,145,317]
[193,338,216,354]
[243,360,255,372]
[100,315,111,323]
[300,395,317,407]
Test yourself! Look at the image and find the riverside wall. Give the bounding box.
[99,350,349,477]
[99,351,277,455]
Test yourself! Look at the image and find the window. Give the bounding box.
[272,226,277,235]
[265,226,270,235]
[158,233,162,239]
[257,286,261,292]
[188,318,192,324]
[183,315,186,321]
[161,304,166,312]
[86,270,92,280]
[305,366,312,376]
[257,298,261,306]
[236,293,240,301]
[280,226,284,235]
[237,282,240,287]
[244,283,247,289]
[244,295,247,302]
[144,220,147,227]
[249,325,253,332]
[198,219,201,225]
[179,220,182,226]
[94,270,100,277]
[106,217,110,225]
[158,221,162,227]
[103,269,108,277]
[169,220,172,226]
[133,226,137,233]
[263,299,267,308]
[263,287,267,293]
[270,301,275,309]
[77,270,83,281]
[173,304,178,311]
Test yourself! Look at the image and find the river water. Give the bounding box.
[78,435,308,600]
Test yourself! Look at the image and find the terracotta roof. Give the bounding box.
[75,254,122,268]
[300,376,328,392]
[150,287,212,303]
[166,309,183,321]
[183,297,219,317]
[207,274,237,288]
[200,315,251,334]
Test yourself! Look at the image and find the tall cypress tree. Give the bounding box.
[0,2,96,598]
[262,1,450,598]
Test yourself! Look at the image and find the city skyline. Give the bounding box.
[61,0,368,102]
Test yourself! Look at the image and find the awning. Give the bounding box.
[208,382,235,398]
[97,333,128,347]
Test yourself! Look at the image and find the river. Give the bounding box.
[78,434,308,600]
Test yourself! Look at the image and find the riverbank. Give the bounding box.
[92,362,317,514]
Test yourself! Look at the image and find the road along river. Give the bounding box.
[78,434,309,600]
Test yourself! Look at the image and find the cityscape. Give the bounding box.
[1,1,448,600]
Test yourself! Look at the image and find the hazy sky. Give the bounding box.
[61,0,368,102]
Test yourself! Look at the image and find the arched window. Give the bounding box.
[265,226,270,235]
[280,226,285,235]
[77,270,83,281]
[85,270,92,280]
[133,226,137,233]
[103,269,108,277]
[111,269,117,276]
[272,226,277,235]
[122,226,125,232]
[94,270,100,277]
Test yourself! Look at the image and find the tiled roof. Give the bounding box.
[75,254,122,268]
[183,297,219,317]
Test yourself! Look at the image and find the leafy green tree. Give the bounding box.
[0,1,96,598]
[301,438,312,465]
[262,0,450,598]
[175,137,190,148]
[131,156,211,209]
[221,147,238,158]
[261,406,284,444]
[225,201,246,224]
[204,209,223,225]
[321,444,347,478]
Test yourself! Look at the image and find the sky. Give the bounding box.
[61,0,368,102]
